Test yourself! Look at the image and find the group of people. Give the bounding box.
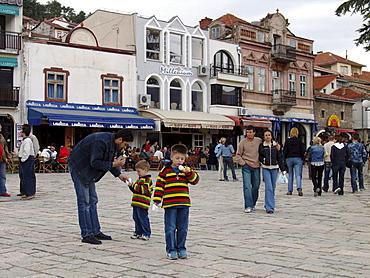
[69,130,199,261]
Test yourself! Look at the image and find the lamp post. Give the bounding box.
[361,99,370,142]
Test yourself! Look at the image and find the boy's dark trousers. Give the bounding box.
[164,207,189,255]
[132,207,151,237]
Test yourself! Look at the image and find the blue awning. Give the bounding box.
[27,101,155,129]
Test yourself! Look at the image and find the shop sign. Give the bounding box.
[160,66,193,76]
[327,114,340,127]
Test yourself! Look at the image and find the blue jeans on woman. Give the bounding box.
[286,157,303,192]
[132,207,151,237]
[332,161,346,195]
[164,207,189,256]
[0,161,7,195]
[262,168,278,212]
[222,156,236,181]
[242,164,260,209]
[71,169,101,238]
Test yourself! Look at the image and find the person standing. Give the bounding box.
[323,136,335,192]
[235,125,262,213]
[348,133,367,192]
[215,137,226,181]
[259,130,285,214]
[18,125,36,200]
[217,139,237,182]
[68,129,133,244]
[331,135,350,195]
[0,124,11,197]
[308,137,325,197]
[283,127,305,196]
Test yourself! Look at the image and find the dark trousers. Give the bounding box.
[132,207,151,237]
[19,156,36,197]
[332,161,346,195]
[323,162,332,192]
[311,164,324,195]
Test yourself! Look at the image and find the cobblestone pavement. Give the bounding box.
[1,165,370,278]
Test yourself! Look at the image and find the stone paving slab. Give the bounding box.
[0,165,369,277]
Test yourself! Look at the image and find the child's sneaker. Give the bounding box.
[130,234,141,239]
[167,252,178,260]
[178,251,187,259]
[141,235,150,241]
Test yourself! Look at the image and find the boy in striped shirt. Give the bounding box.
[128,160,153,241]
[153,144,200,260]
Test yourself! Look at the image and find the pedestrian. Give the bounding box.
[323,136,335,192]
[208,143,218,170]
[0,124,11,197]
[348,133,367,192]
[283,127,305,196]
[308,137,324,197]
[128,160,153,241]
[235,125,262,213]
[215,137,226,181]
[153,144,200,260]
[17,125,36,200]
[217,139,237,182]
[331,135,350,195]
[259,130,285,213]
[68,129,133,244]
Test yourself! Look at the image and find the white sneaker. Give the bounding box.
[141,235,150,241]
[333,188,341,194]
[244,207,252,213]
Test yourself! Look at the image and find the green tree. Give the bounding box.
[336,0,370,51]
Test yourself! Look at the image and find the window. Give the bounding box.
[211,84,241,106]
[331,83,334,89]
[147,77,160,108]
[272,71,281,90]
[213,50,234,75]
[170,80,182,110]
[211,26,220,39]
[101,74,123,106]
[257,67,266,92]
[257,32,265,43]
[321,110,325,118]
[44,68,69,102]
[289,73,296,92]
[290,39,296,48]
[192,37,203,66]
[300,75,306,96]
[191,82,203,111]
[194,134,204,148]
[245,65,254,90]
[341,111,345,120]
[170,33,182,64]
[146,29,160,60]
[340,66,348,74]
[57,31,61,38]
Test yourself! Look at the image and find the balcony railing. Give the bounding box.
[0,86,19,107]
[210,64,247,77]
[0,0,22,6]
[271,89,296,105]
[0,30,22,53]
[271,44,296,62]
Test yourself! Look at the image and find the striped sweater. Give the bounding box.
[153,165,200,208]
[128,175,153,210]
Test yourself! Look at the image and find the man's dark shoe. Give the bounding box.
[94,232,112,240]
[82,235,102,244]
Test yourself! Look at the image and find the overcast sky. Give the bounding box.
[39,0,369,70]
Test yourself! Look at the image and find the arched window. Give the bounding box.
[213,50,234,75]
[170,80,182,110]
[147,77,160,108]
[191,82,203,111]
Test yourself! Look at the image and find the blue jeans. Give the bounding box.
[0,161,7,195]
[223,156,236,180]
[132,207,151,237]
[350,162,364,192]
[332,161,346,195]
[71,169,101,238]
[19,156,36,197]
[164,207,189,255]
[286,157,303,192]
[242,164,260,209]
[262,168,278,212]
[323,162,332,192]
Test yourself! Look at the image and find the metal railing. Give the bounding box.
[0,86,19,107]
[210,64,247,77]
[271,44,296,61]
[271,89,296,105]
[0,30,22,53]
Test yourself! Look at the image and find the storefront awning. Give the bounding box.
[337,129,356,133]
[241,117,272,128]
[27,100,155,129]
[140,109,234,130]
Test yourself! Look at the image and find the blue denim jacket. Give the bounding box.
[68,132,121,187]
[308,143,324,163]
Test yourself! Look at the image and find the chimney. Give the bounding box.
[199,17,213,29]
[317,51,323,54]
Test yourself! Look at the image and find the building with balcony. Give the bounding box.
[0,0,22,150]
[202,11,316,146]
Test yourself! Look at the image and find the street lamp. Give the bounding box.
[361,100,370,142]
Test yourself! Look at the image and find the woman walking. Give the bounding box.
[217,139,237,182]
[259,130,285,213]
[308,137,324,197]
[283,127,306,196]
[331,135,350,195]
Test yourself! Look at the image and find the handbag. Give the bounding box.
[279,173,287,184]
